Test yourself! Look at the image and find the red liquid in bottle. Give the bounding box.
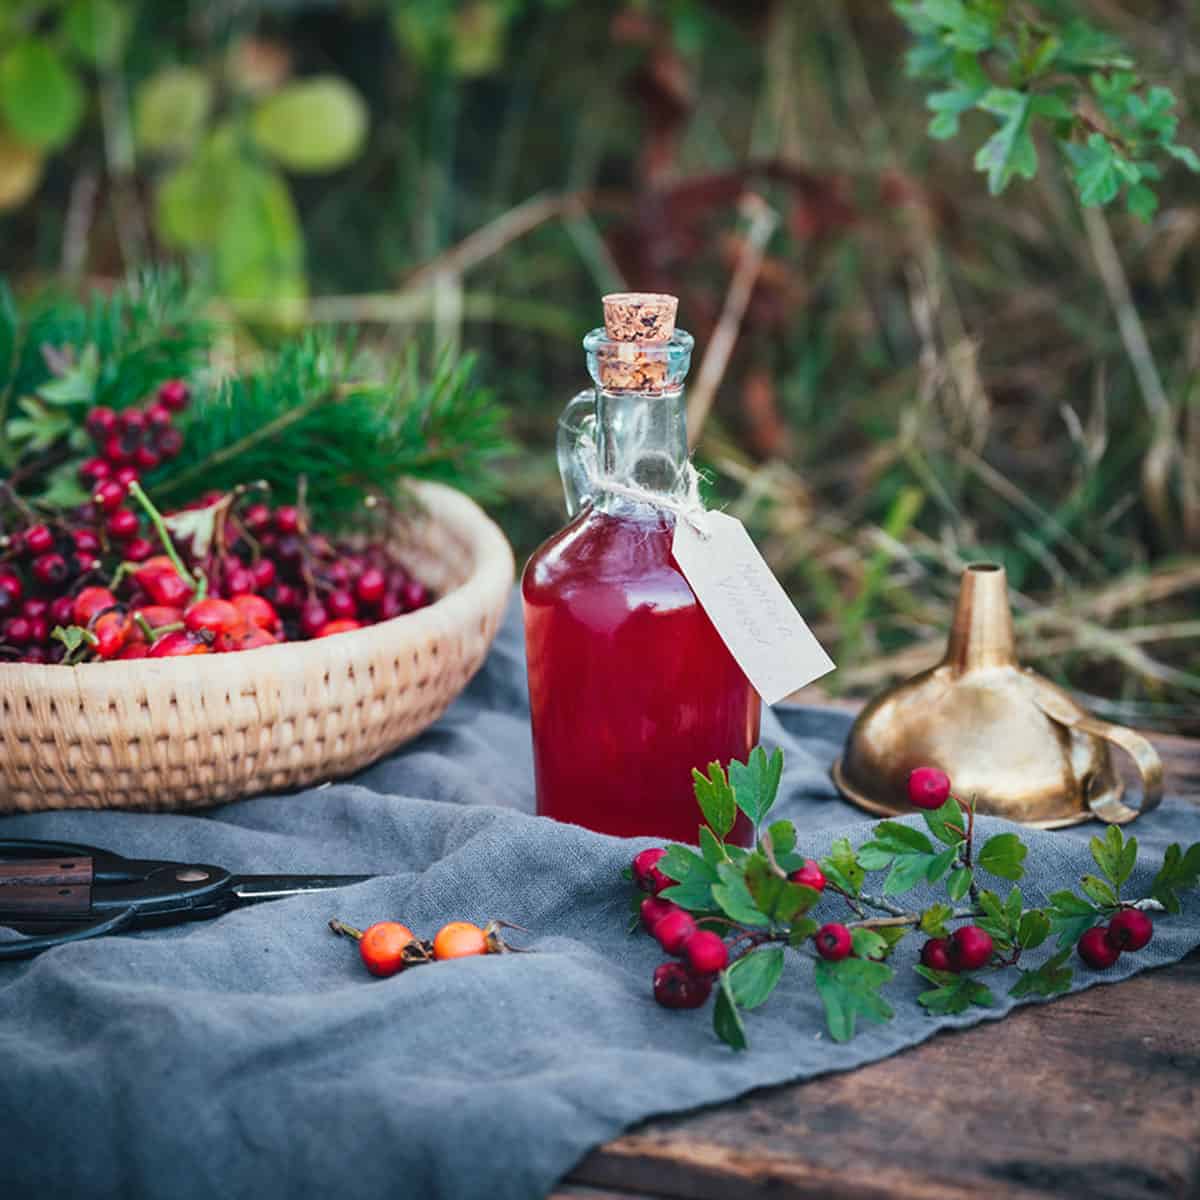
[523,503,760,845]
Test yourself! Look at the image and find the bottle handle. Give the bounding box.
[556,389,598,518]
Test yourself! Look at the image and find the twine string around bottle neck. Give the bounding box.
[578,439,711,539]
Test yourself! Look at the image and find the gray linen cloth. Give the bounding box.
[1,600,1197,1200]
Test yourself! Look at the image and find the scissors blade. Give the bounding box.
[228,874,375,903]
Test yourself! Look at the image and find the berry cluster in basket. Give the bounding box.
[0,382,433,664]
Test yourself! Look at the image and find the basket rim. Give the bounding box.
[0,480,514,693]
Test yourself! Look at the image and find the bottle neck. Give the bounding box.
[593,386,689,515]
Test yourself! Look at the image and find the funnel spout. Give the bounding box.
[944,562,1016,674]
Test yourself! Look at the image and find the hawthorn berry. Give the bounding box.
[920,937,953,972]
[31,553,68,588]
[653,961,713,1009]
[157,428,184,460]
[145,402,172,428]
[907,766,951,810]
[1078,925,1121,970]
[49,595,74,628]
[948,925,993,972]
[23,524,54,556]
[299,600,329,638]
[148,630,211,657]
[316,619,363,637]
[358,921,416,978]
[654,909,697,956]
[73,586,117,628]
[639,896,677,934]
[157,379,190,411]
[632,847,671,895]
[327,589,358,620]
[79,457,111,486]
[22,597,49,620]
[814,923,853,961]
[243,503,272,533]
[789,859,826,893]
[0,572,22,602]
[123,537,154,563]
[356,567,386,606]
[274,505,301,535]
[231,593,280,633]
[72,529,101,555]
[250,557,276,590]
[92,479,126,512]
[184,598,245,638]
[114,467,139,489]
[106,508,140,541]
[683,930,729,976]
[1106,909,1153,953]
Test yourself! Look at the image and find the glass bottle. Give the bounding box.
[522,294,760,845]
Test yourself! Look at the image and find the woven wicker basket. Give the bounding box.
[0,481,514,814]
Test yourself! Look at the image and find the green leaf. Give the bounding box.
[1017,909,1051,951]
[1048,890,1102,948]
[699,825,728,869]
[135,67,213,156]
[927,84,986,140]
[788,917,818,947]
[872,821,935,855]
[1010,948,1073,998]
[744,857,818,923]
[974,89,1036,194]
[52,624,88,652]
[1079,874,1118,909]
[63,0,131,67]
[923,796,966,846]
[920,902,953,938]
[251,76,368,174]
[659,844,718,886]
[947,865,973,901]
[692,761,736,840]
[1117,835,1137,888]
[658,880,716,912]
[728,746,784,827]
[711,865,770,927]
[1004,886,1023,927]
[926,846,958,884]
[1068,133,1121,207]
[883,850,938,896]
[727,947,784,1009]
[850,928,889,962]
[0,39,85,149]
[1150,842,1200,915]
[1166,143,1200,172]
[1090,825,1127,889]
[814,957,894,1043]
[916,967,995,1014]
[214,164,307,306]
[978,832,1027,881]
[820,837,864,896]
[1127,183,1158,222]
[763,819,796,858]
[856,843,895,871]
[37,343,98,405]
[713,971,748,1050]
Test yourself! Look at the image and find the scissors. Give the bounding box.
[0,838,373,960]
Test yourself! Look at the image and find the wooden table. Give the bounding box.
[557,732,1200,1200]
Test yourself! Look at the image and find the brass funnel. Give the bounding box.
[832,563,1163,828]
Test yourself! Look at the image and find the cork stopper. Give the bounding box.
[602,293,678,342]
[597,293,679,391]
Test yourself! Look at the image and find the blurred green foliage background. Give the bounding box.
[2,0,1199,730]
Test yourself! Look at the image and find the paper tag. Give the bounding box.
[672,510,835,705]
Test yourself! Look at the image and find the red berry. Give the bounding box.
[118,409,147,435]
[74,552,99,575]
[243,503,272,533]
[79,457,111,486]
[102,433,134,465]
[31,553,68,587]
[157,379,190,411]
[683,930,729,975]
[908,766,951,810]
[402,579,429,610]
[0,572,23,603]
[1078,925,1121,970]
[271,583,301,612]
[315,618,363,637]
[184,598,245,638]
[115,466,139,488]
[274,505,301,535]
[1106,909,1153,953]
[92,609,131,658]
[652,961,713,1009]
[123,537,154,563]
[230,593,280,633]
[356,567,386,606]
[72,529,101,554]
[299,600,329,638]
[24,524,54,556]
[788,859,826,893]
[632,847,671,895]
[948,925,993,972]
[920,938,953,972]
[327,589,358,620]
[224,566,256,596]
[639,896,678,934]
[49,596,74,627]
[815,923,853,961]
[23,597,49,619]
[148,630,210,657]
[145,403,172,428]
[93,480,126,512]
[106,508,140,541]
[25,615,49,644]
[156,427,184,460]
[134,444,161,471]
[250,558,277,590]
[5,616,33,645]
[377,592,405,621]
[73,586,117,628]
[86,406,118,441]
[654,909,697,956]
[117,642,150,659]
[134,561,194,608]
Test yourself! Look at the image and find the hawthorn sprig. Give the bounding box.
[627,749,1200,1049]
